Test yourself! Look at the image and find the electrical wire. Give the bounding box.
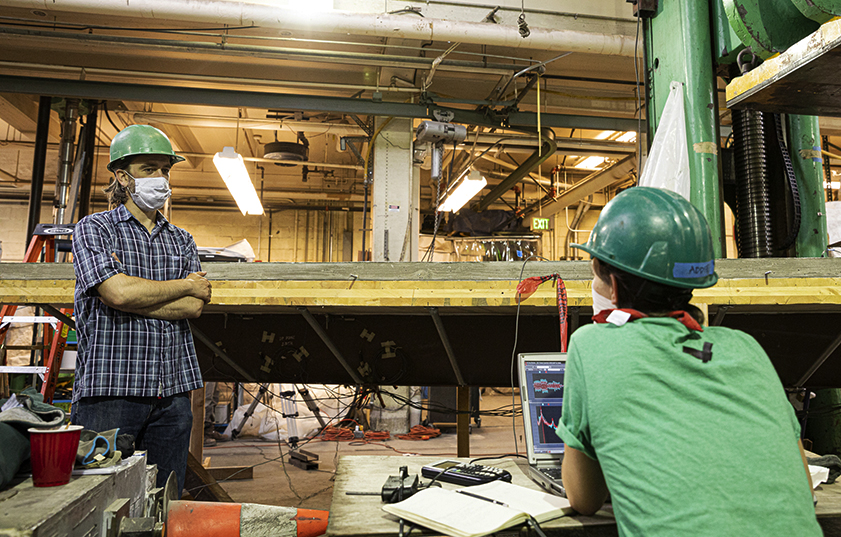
[510,255,549,455]
[396,425,442,440]
[634,12,643,163]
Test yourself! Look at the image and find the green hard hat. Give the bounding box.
[571,187,718,289]
[107,124,186,172]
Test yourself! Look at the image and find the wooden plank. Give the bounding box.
[456,386,470,458]
[189,387,204,463]
[205,466,254,481]
[5,258,841,281]
[727,19,841,116]
[3,260,841,309]
[184,452,233,502]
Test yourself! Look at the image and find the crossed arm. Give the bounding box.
[96,271,212,321]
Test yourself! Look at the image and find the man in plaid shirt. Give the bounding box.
[71,125,211,495]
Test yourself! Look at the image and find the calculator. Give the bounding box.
[421,460,513,486]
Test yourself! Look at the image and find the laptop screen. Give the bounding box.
[522,358,566,455]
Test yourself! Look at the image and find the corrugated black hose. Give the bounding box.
[773,112,801,251]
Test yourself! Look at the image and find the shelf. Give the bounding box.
[726,18,841,116]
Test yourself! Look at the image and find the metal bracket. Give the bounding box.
[795,330,841,388]
[189,322,256,383]
[297,307,364,385]
[428,307,466,386]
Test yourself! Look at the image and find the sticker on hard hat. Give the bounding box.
[673,260,714,278]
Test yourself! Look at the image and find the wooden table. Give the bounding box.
[327,455,841,537]
[327,455,617,537]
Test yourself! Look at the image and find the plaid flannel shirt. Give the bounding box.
[71,204,203,403]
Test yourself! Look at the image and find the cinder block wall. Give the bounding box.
[0,202,365,263]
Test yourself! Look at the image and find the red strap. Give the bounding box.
[517,274,568,352]
[593,308,703,332]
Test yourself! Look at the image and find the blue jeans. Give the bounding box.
[71,394,192,495]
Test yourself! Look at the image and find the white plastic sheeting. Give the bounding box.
[223,384,355,442]
[638,82,691,202]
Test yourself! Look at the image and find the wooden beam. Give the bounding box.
[189,386,205,463]
[184,451,234,502]
[456,386,469,458]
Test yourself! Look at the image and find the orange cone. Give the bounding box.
[166,501,329,537]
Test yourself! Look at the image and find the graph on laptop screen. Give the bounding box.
[524,360,565,453]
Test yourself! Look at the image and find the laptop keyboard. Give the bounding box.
[539,467,563,480]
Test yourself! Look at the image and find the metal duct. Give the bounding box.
[731,109,773,258]
[1,0,638,57]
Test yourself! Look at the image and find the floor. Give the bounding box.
[199,392,526,511]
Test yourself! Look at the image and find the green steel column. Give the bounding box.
[644,0,724,257]
[788,115,828,258]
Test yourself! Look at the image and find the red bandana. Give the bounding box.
[592,308,704,332]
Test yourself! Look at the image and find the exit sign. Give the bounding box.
[532,217,550,230]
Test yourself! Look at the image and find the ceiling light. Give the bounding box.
[574,156,607,170]
[439,170,488,212]
[825,181,840,190]
[594,130,615,140]
[213,147,264,215]
[616,131,637,143]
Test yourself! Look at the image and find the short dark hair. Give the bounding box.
[593,258,705,325]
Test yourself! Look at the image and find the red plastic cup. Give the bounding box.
[27,425,83,487]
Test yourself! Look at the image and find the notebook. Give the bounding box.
[518,352,567,497]
[382,480,571,537]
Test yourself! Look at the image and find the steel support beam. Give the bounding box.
[645,1,724,257]
[298,307,364,385]
[0,76,643,133]
[523,155,636,220]
[190,322,257,383]
[476,129,557,212]
[788,115,829,257]
[428,307,466,386]
[795,330,841,388]
[27,96,51,244]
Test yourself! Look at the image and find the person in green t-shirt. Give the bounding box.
[555,187,821,536]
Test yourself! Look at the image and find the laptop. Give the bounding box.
[518,352,567,497]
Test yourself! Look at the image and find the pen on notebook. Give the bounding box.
[454,489,509,508]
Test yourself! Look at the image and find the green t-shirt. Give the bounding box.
[556,317,821,536]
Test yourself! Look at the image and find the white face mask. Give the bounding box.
[591,280,616,316]
[126,172,171,212]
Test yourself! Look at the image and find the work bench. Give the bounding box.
[326,455,841,537]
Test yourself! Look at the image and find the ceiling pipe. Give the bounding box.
[475,128,557,212]
[2,0,638,56]
[0,28,515,76]
[131,112,367,136]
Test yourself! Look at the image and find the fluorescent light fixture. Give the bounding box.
[594,130,615,140]
[616,131,637,143]
[439,170,487,212]
[213,147,264,215]
[825,181,840,190]
[574,156,607,170]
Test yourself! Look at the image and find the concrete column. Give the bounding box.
[372,118,417,262]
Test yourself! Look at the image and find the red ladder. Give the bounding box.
[0,226,74,403]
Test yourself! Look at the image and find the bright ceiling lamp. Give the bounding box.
[616,131,637,143]
[594,130,615,140]
[574,156,607,170]
[439,170,487,212]
[213,147,264,215]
